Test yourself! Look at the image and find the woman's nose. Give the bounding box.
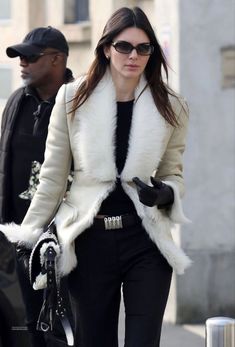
[129,48,138,59]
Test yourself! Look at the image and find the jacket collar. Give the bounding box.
[25,85,55,104]
[24,68,74,104]
[73,70,168,182]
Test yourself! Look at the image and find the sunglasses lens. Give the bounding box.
[20,55,41,63]
[137,44,154,55]
[112,41,154,56]
[114,41,133,54]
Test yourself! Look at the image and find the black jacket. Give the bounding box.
[0,68,73,223]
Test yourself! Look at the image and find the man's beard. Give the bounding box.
[21,76,33,87]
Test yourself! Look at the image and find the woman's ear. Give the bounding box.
[103,46,111,60]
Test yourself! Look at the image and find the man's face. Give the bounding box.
[19,49,60,87]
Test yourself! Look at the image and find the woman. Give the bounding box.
[2,7,191,347]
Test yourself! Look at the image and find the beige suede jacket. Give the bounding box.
[1,70,191,282]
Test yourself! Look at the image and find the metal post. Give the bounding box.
[206,317,235,347]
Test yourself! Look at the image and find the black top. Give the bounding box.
[98,100,136,215]
[9,87,55,224]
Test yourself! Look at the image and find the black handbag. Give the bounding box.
[29,220,74,346]
[29,221,59,288]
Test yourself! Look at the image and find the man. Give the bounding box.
[0,26,74,347]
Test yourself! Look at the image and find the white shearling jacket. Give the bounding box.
[2,71,191,277]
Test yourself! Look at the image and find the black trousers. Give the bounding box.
[68,222,172,347]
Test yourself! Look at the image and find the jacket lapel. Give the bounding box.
[121,76,168,182]
[73,72,168,183]
[73,73,117,181]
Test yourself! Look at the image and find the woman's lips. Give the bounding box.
[125,64,139,69]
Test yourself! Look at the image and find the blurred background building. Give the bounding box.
[0,0,234,324]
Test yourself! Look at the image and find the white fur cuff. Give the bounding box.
[163,181,191,224]
[0,223,43,248]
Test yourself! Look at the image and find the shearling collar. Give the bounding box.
[72,70,168,182]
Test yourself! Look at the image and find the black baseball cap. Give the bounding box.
[6,26,69,57]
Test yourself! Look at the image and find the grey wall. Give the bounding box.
[178,0,235,322]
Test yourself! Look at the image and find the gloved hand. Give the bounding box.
[132,176,174,208]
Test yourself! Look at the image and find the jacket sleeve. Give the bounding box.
[1,88,23,132]
[154,97,190,223]
[22,83,72,231]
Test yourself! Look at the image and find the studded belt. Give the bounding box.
[93,214,140,230]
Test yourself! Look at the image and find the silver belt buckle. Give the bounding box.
[104,216,123,230]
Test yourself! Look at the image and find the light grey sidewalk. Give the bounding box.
[119,321,205,346]
[118,300,205,346]
[161,323,205,347]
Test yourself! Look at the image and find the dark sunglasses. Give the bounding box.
[111,41,154,56]
[19,51,60,64]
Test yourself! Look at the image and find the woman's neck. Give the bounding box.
[110,69,140,102]
[115,85,135,102]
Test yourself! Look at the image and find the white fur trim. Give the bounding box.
[71,72,167,183]
[58,242,78,276]
[163,180,191,224]
[55,181,116,276]
[142,217,192,274]
[122,182,192,274]
[0,223,43,248]
[33,273,47,290]
[122,76,167,181]
[74,73,117,181]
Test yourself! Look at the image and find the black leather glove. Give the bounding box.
[132,176,174,208]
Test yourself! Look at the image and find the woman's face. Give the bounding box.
[104,27,152,83]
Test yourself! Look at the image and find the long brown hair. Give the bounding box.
[71,7,178,126]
